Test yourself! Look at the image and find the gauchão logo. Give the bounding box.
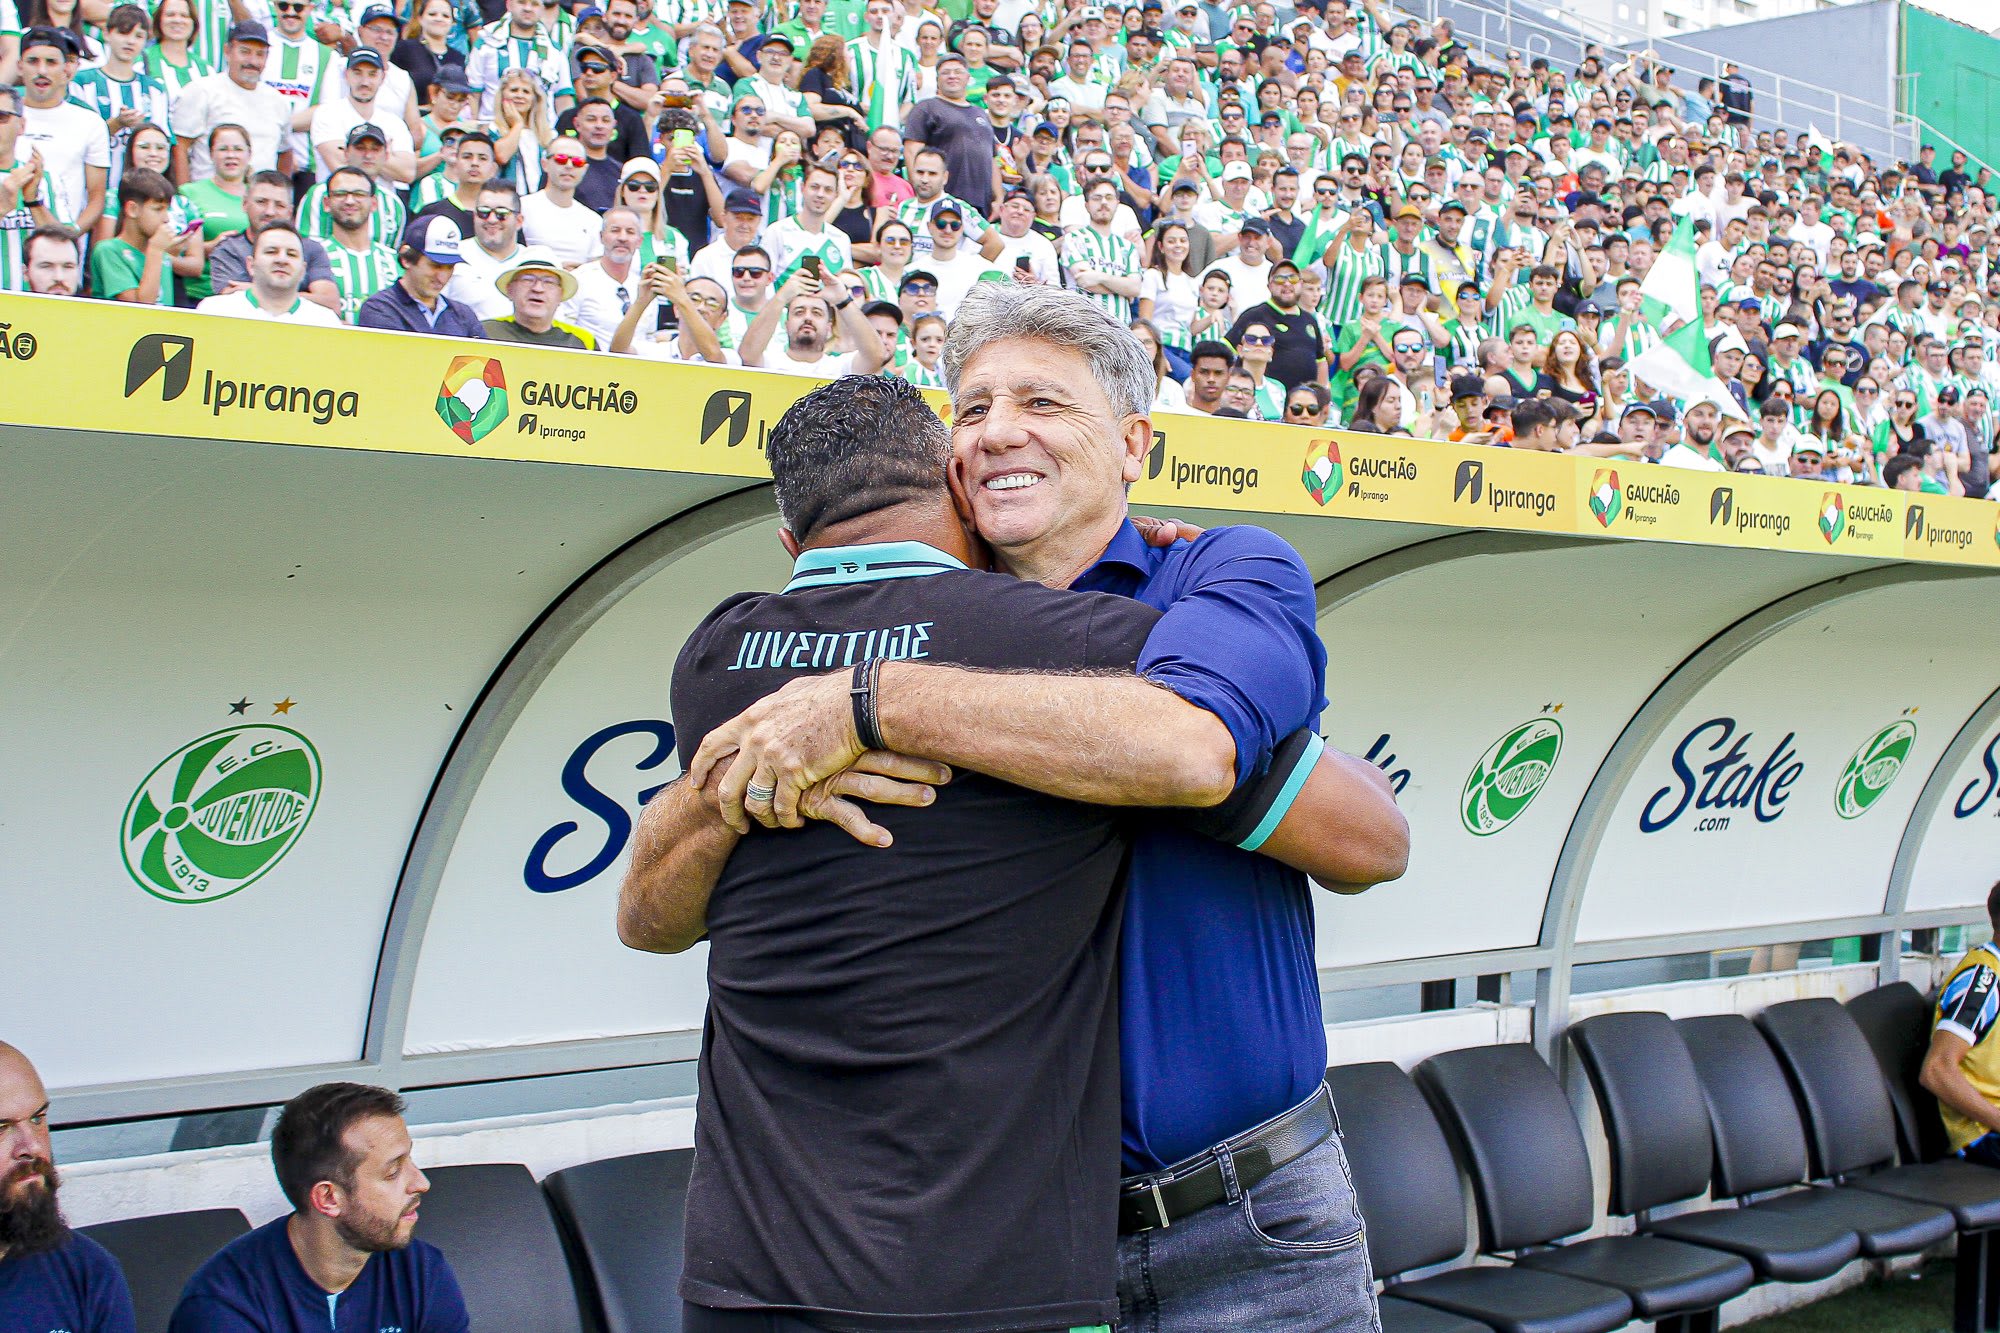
[1835,719,1916,819]
[1589,469,1621,526]
[1818,491,1846,544]
[701,389,754,450]
[121,725,321,903]
[1710,487,1734,527]
[1302,439,1343,506]
[435,356,509,444]
[1638,717,1803,833]
[1461,716,1563,835]
[1454,459,1483,504]
[125,333,194,401]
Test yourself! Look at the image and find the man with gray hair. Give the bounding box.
[666,285,1404,1332]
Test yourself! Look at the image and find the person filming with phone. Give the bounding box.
[737,258,884,378]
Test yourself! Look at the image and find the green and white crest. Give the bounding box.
[1834,719,1916,820]
[1462,716,1564,836]
[121,725,322,903]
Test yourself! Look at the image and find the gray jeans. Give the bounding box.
[1116,1091,1382,1333]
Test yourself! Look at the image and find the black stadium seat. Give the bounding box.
[1571,1011,1859,1283]
[544,1148,695,1333]
[1847,981,1956,1165]
[80,1207,250,1333]
[1324,1060,1632,1333]
[1416,1045,1753,1331]
[1674,1014,1952,1260]
[1379,1294,1496,1333]
[1759,997,2000,1332]
[416,1163,587,1333]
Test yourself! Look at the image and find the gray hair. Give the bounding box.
[943,284,1154,420]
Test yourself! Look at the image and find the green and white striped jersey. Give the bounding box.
[323,238,399,322]
[847,36,919,132]
[895,193,991,240]
[1064,224,1140,322]
[69,68,176,193]
[0,161,69,294]
[1319,239,1386,326]
[297,178,407,245]
[190,0,234,73]
[1376,240,1436,295]
[141,46,212,98]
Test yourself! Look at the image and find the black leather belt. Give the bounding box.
[1117,1084,1336,1235]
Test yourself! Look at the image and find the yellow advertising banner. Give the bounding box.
[3,293,1997,568]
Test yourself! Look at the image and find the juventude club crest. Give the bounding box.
[1834,719,1916,820]
[1462,716,1564,836]
[121,725,322,903]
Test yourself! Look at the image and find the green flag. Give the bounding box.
[1638,212,1698,328]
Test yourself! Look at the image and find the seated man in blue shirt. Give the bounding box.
[356,217,487,339]
[0,1042,137,1333]
[170,1084,468,1333]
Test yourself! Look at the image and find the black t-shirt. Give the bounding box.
[391,39,460,106]
[1263,209,1304,259]
[415,196,474,236]
[556,102,653,166]
[1229,300,1326,392]
[574,154,624,212]
[673,556,1156,1332]
[663,168,711,251]
[903,96,997,215]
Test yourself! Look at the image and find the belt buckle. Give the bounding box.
[1148,1179,1172,1230]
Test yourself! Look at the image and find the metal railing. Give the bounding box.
[1388,0,1925,162]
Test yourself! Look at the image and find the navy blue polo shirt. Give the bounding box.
[1072,520,1330,1173]
[0,1232,136,1333]
[169,1217,468,1333]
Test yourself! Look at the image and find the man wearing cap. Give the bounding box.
[342,3,429,145]
[1229,258,1326,392]
[558,43,653,164]
[357,214,486,337]
[1378,200,1438,296]
[904,53,998,220]
[691,186,767,286]
[17,29,109,234]
[173,21,290,179]
[1658,395,1729,471]
[196,220,344,325]
[299,124,409,245]
[741,29,813,138]
[310,50,416,184]
[1201,216,1272,309]
[916,197,1002,317]
[484,245,597,347]
[1194,160,1256,240]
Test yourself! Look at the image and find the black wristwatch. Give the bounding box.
[833,293,854,310]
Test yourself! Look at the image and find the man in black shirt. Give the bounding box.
[1228,258,1327,392]
[627,376,1360,1333]
[641,378,1192,1332]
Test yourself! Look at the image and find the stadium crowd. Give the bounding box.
[0,0,1995,493]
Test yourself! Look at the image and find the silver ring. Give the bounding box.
[745,782,776,804]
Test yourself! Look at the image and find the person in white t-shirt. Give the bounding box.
[987,185,1060,283]
[561,205,660,346]
[17,30,109,232]
[690,188,768,287]
[308,48,416,183]
[916,199,1001,318]
[172,21,292,178]
[739,266,886,377]
[196,220,344,324]
[339,3,423,136]
[519,133,602,265]
[761,159,853,284]
[445,180,527,320]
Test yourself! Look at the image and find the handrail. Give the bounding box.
[1386,0,1922,160]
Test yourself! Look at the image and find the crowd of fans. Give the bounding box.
[0,0,1994,494]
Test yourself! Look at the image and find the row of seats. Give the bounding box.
[82,1146,695,1333]
[1337,983,2000,1333]
[78,982,1993,1333]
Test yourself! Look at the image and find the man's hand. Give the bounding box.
[794,751,953,846]
[1132,514,1206,547]
[689,672,947,831]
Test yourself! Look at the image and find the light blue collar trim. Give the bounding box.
[782,540,969,593]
